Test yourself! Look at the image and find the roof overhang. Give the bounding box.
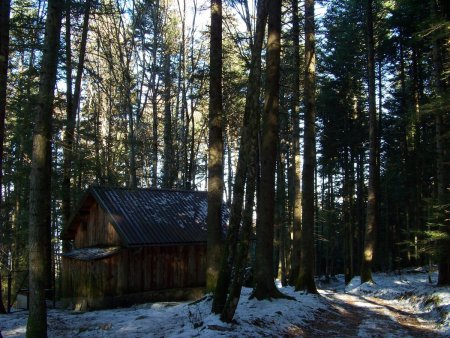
[62,246,121,261]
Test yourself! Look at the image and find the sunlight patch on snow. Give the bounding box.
[346,269,450,336]
[2,324,26,337]
[0,269,448,337]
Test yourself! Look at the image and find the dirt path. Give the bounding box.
[299,290,440,337]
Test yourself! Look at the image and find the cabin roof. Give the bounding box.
[62,186,227,246]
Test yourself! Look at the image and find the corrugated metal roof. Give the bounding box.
[63,246,121,261]
[64,187,227,246]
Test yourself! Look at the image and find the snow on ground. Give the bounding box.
[1,287,324,338]
[345,267,450,336]
[0,268,448,337]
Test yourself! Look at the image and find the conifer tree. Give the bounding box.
[207,0,224,293]
[0,0,10,316]
[360,0,378,284]
[253,0,286,300]
[212,0,269,315]
[26,0,63,336]
[296,0,318,294]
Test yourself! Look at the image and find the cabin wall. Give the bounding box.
[61,255,118,302]
[73,202,121,247]
[61,244,206,309]
[121,245,206,292]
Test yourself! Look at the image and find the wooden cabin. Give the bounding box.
[60,186,223,310]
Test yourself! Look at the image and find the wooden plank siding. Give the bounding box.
[60,188,215,309]
[73,202,121,248]
[61,244,206,308]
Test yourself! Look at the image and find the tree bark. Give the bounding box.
[253,0,285,300]
[179,0,188,188]
[212,0,268,315]
[127,83,137,188]
[289,0,302,286]
[151,1,160,188]
[26,0,63,336]
[296,0,318,294]
[206,0,224,293]
[432,0,450,286]
[360,0,378,284]
[220,117,259,320]
[343,145,354,284]
[0,0,10,314]
[162,46,174,188]
[62,0,91,232]
[274,152,286,278]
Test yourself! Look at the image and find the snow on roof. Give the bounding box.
[62,186,228,246]
[62,246,121,261]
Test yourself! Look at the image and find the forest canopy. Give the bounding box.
[0,0,448,334]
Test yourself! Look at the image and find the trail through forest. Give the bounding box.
[299,289,439,337]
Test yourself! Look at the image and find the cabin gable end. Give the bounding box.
[72,200,122,248]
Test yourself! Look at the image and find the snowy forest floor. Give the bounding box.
[1,267,449,337]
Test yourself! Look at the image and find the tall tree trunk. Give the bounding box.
[410,48,421,266]
[127,86,137,188]
[289,0,302,286]
[398,30,412,265]
[435,114,449,285]
[151,94,158,187]
[296,0,318,294]
[0,0,10,315]
[403,46,421,266]
[377,58,388,268]
[63,1,73,223]
[253,0,285,300]
[63,2,72,252]
[212,0,268,314]
[94,92,103,184]
[360,0,378,284]
[175,4,183,187]
[225,136,233,206]
[26,0,63,336]
[180,0,188,188]
[432,0,450,286]
[343,142,356,284]
[206,0,224,293]
[274,153,286,278]
[356,138,365,272]
[62,0,91,230]
[162,48,174,188]
[220,143,258,322]
[151,1,160,188]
